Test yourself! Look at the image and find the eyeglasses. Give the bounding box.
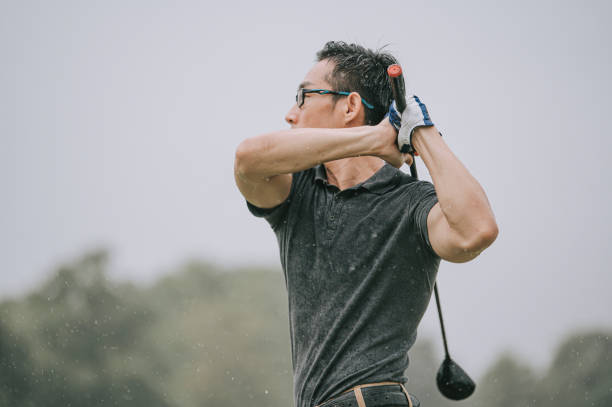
[296,88,374,110]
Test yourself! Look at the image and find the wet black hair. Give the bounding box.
[316,41,403,125]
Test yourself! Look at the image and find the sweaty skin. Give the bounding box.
[234,59,498,263]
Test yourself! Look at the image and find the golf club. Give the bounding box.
[387,64,476,401]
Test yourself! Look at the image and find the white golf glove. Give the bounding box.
[387,95,434,154]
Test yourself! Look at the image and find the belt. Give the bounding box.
[314,381,419,407]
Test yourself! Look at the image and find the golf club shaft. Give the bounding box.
[387,64,449,358]
[434,284,450,358]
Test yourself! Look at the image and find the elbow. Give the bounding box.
[234,138,259,178]
[461,220,499,254]
[479,221,499,249]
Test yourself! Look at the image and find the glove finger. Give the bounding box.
[401,95,433,128]
[397,126,413,153]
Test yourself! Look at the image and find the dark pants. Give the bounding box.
[316,382,420,407]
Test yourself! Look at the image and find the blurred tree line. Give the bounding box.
[1,250,610,406]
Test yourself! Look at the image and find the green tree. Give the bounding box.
[538,331,612,407]
[0,320,32,406]
[3,249,611,407]
[471,352,538,407]
[142,261,294,407]
[1,250,169,406]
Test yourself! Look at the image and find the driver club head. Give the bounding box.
[436,356,476,400]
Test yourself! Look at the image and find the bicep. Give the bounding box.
[234,166,293,209]
[426,202,479,263]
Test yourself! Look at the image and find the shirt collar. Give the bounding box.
[314,163,401,195]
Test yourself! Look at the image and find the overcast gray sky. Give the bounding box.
[2,0,611,376]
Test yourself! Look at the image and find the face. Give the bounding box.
[285,60,346,129]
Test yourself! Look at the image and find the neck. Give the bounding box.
[324,156,385,190]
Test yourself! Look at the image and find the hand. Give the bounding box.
[387,97,434,154]
[375,119,413,168]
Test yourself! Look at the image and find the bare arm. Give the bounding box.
[234,123,405,208]
[412,126,498,263]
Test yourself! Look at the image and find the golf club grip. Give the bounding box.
[387,64,418,178]
[387,64,406,111]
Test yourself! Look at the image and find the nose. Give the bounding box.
[285,104,300,126]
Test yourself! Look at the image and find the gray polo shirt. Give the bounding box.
[247,163,440,407]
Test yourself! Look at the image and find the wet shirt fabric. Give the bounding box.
[247,163,440,407]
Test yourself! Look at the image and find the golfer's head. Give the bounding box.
[285,41,401,129]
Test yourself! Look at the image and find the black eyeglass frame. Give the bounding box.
[296,88,375,109]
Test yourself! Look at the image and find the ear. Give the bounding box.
[343,92,365,125]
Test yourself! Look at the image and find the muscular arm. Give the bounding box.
[413,126,498,263]
[234,123,404,208]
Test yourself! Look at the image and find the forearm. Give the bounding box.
[413,127,498,246]
[235,126,380,179]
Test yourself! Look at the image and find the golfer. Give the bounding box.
[234,41,498,407]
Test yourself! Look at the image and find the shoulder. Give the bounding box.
[394,168,436,197]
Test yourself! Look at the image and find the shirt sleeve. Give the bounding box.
[246,199,290,231]
[412,180,440,258]
[245,171,304,231]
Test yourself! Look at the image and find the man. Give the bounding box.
[234,41,498,407]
